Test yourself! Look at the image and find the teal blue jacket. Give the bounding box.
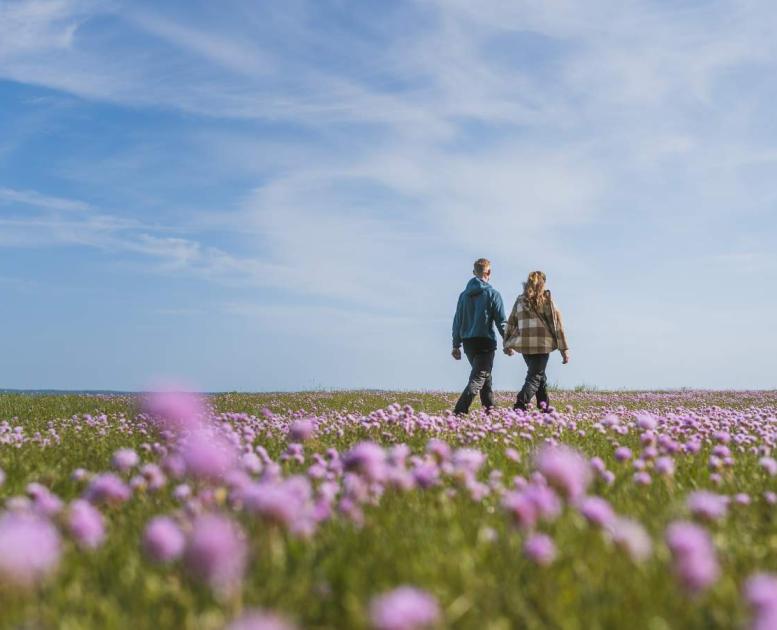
[452,277,507,348]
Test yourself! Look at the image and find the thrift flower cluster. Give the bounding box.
[1,389,777,628]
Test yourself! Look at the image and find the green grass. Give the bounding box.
[1,391,776,629]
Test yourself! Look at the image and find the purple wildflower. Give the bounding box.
[184,513,247,594]
[534,445,591,501]
[84,473,131,506]
[343,442,387,483]
[227,609,298,630]
[243,476,313,531]
[289,419,315,442]
[633,471,652,486]
[655,456,675,476]
[452,448,486,476]
[143,516,185,563]
[180,430,237,481]
[523,533,556,566]
[746,573,777,608]
[67,500,106,550]
[759,457,777,476]
[369,586,441,630]
[614,447,632,462]
[112,448,140,472]
[665,521,719,594]
[143,388,204,432]
[27,483,63,516]
[687,491,728,522]
[0,511,61,588]
[579,496,616,528]
[608,517,652,562]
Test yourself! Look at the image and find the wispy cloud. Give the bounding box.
[0,186,91,212]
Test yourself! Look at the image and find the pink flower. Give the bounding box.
[744,572,777,613]
[759,457,777,476]
[665,521,719,594]
[344,442,387,483]
[180,430,237,481]
[289,419,315,442]
[452,448,485,475]
[579,496,616,528]
[655,456,675,476]
[687,491,728,522]
[503,491,538,530]
[227,609,298,630]
[242,476,313,532]
[27,483,63,516]
[633,471,652,486]
[184,513,247,594]
[143,388,205,432]
[0,511,61,588]
[523,533,556,566]
[535,445,591,501]
[67,500,106,550]
[614,447,632,462]
[84,473,132,506]
[143,516,185,563]
[607,517,652,563]
[112,448,140,472]
[369,586,441,630]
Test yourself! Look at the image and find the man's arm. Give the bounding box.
[492,291,507,339]
[452,294,463,349]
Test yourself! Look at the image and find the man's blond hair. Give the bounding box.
[473,258,491,277]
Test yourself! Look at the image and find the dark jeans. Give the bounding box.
[515,353,550,410]
[454,339,495,415]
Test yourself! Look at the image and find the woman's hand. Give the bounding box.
[561,350,570,364]
[503,348,515,356]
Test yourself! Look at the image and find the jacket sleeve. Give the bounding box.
[452,294,463,348]
[503,298,519,343]
[492,291,507,339]
[552,302,569,352]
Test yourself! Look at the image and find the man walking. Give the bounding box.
[451,258,507,415]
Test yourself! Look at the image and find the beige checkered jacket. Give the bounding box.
[503,291,569,354]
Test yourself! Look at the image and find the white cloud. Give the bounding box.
[0,186,92,212]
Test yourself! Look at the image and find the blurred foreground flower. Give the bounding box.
[226,609,298,630]
[67,500,106,550]
[535,444,591,501]
[0,511,61,588]
[143,516,185,563]
[369,586,441,630]
[184,513,247,595]
[666,521,719,594]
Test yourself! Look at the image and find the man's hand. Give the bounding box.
[561,350,570,364]
[452,348,462,360]
[503,348,515,356]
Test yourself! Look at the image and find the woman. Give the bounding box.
[503,271,569,412]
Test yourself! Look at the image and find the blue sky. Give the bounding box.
[1,0,776,392]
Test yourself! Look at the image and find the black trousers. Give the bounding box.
[515,353,550,410]
[454,339,495,414]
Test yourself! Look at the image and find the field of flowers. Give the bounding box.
[2,389,777,629]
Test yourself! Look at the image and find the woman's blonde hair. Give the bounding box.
[522,270,547,313]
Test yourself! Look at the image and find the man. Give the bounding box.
[451,258,507,415]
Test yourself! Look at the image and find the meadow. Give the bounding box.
[1,389,777,629]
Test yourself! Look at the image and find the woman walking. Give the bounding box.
[503,271,569,412]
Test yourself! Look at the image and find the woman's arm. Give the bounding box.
[552,303,570,363]
[503,298,520,342]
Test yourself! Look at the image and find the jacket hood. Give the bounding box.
[464,276,490,296]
